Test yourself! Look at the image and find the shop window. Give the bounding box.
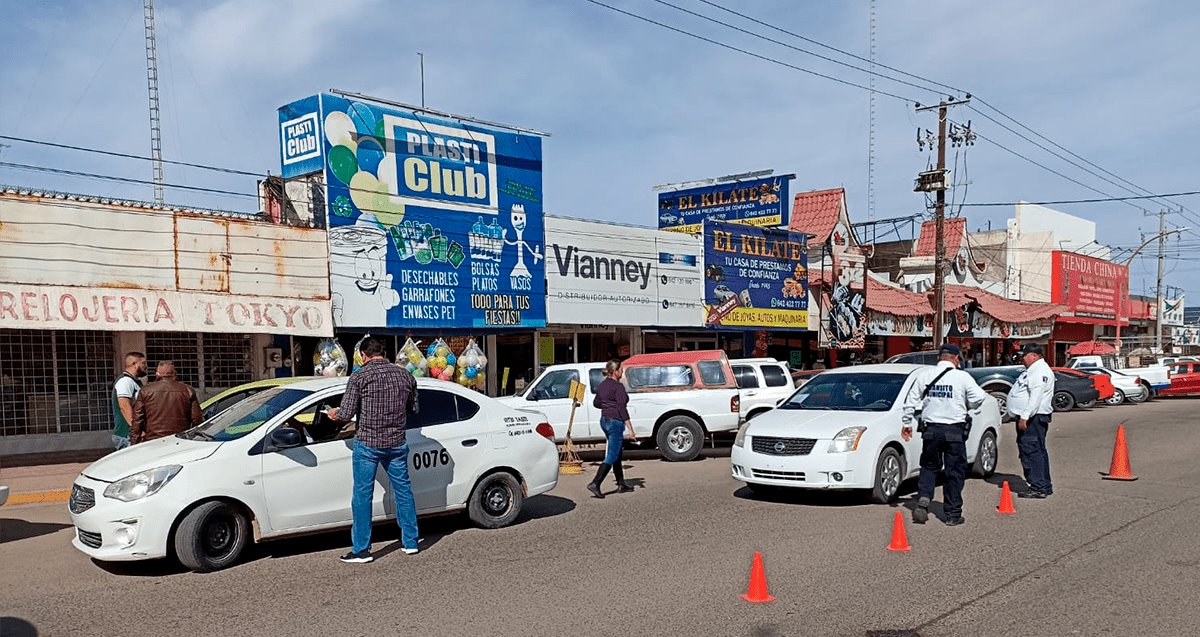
[762,365,790,388]
[146,332,253,399]
[0,329,114,436]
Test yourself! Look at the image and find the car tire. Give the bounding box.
[467,471,523,529]
[174,500,250,573]
[970,429,998,478]
[869,448,904,504]
[989,391,1011,421]
[656,416,704,462]
[1106,389,1126,406]
[1052,391,1075,412]
[1129,384,1150,404]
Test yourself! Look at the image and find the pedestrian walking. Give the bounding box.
[1007,343,1055,498]
[326,337,420,564]
[902,343,988,526]
[112,352,147,450]
[131,361,202,445]
[587,359,637,499]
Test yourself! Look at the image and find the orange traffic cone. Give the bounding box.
[887,511,911,552]
[997,480,1017,514]
[1101,423,1138,481]
[740,552,776,603]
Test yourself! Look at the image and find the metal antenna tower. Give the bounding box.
[143,0,165,204]
[867,0,877,238]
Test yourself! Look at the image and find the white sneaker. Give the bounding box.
[402,547,419,555]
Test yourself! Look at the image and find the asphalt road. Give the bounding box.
[3,399,1198,637]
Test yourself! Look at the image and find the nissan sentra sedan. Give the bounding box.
[69,377,558,572]
[731,364,1001,503]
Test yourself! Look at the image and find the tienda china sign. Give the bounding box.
[1051,251,1128,324]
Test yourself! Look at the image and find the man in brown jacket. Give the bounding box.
[132,361,203,444]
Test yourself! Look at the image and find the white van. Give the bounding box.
[730,358,796,420]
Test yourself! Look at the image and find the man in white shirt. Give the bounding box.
[902,344,989,526]
[111,352,147,450]
[1007,343,1055,498]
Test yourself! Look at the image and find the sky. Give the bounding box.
[2,0,1199,299]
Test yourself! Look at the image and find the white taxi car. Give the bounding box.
[68,377,558,572]
[731,364,1000,503]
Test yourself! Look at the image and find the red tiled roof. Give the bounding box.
[789,188,844,247]
[952,285,1065,323]
[813,269,1066,320]
[913,218,966,257]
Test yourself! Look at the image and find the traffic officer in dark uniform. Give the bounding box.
[901,343,988,526]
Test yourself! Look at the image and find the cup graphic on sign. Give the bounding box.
[330,222,399,326]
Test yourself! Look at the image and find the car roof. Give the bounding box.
[730,358,782,364]
[623,350,729,367]
[812,363,923,375]
[202,376,315,406]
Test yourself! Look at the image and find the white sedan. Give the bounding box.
[730,364,1001,503]
[68,377,559,572]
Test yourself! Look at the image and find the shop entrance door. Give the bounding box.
[678,335,718,352]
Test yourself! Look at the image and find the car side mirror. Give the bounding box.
[270,427,303,449]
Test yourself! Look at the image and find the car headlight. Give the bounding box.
[103,465,182,502]
[734,424,748,448]
[828,427,867,453]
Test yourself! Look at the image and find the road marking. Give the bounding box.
[7,489,71,506]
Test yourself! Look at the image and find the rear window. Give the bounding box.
[761,365,790,387]
[589,369,605,392]
[626,365,693,389]
[732,365,759,389]
[698,361,727,386]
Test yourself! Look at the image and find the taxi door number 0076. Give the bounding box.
[412,449,451,470]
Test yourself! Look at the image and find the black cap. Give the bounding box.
[1019,343,1045,357]
[939,343,961,356]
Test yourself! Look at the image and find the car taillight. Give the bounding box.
[731,395,740,413]
[1134,377,1141,384]
[535,422,554,439]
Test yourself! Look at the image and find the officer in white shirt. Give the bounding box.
[902,343,988,526]
[1007,343,1055,498]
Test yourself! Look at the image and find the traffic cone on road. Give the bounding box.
[997,481,1017,514]
[740,551,775,603]
[887,511,911,552]
[1100,423,1138,481]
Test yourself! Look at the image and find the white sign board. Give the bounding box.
[544,216,703,326]
[1162,296,1186,327]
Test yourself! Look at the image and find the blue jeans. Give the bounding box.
[112,434,130,450]
[600,417,624,464]
[351,439,419,554]
[1017,414,1053,494]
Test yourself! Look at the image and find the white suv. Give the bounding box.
[731,358,795,420]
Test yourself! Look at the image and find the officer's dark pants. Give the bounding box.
[1017,413,1053,494]
[917,423,968,518]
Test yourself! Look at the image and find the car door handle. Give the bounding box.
[461,439,478,447]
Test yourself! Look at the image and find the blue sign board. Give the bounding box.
[659,175,792,233]
[278,95,324,179]
[281,94,545,329]
[702,220,808,330]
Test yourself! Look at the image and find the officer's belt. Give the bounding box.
[924,421,966,427]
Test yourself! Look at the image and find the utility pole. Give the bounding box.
[1149,207,1180,352]
[915,97,971,347]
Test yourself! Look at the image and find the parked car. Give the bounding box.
[884,351,1023,418]
[1055,367,1114,402]
[201,376,312,420]
[1158,356,1197,367]
[1077,368,1147,405]
[731,358,796,420]
[1068,355,1167,398]
[499,350,741,461]
[69,377,558,572]
[1048,370,1100,411]
[731,364,1001,503]
[1159,361,1200,396]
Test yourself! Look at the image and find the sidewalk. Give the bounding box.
[1,462,91,506]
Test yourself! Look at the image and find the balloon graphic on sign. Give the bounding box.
[356,137,385,176]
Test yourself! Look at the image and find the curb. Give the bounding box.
[7,489,71,506]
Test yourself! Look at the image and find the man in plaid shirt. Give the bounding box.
[326,337,419,564]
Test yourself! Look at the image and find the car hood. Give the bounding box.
[81,436,223,483]
[745,408,894,439]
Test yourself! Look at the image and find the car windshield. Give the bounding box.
[183,387,314,442]
[778,373,908,411]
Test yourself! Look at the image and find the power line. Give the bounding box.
[577,0,917,102]
[959,190,1200,207]
[0,134,263,177]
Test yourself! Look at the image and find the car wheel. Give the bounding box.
[467,471,523,529]
[174,501,250,573]
[1078,399,1097,408]
[1128,384,1150,404]
[989,391,1010,421]
[656,416,703,462]
[1052,391,1075,412]
[1106,389,1125,406]
[870,448,904,504]
[970,429,998,478]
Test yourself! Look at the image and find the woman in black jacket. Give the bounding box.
[588,359,637,498]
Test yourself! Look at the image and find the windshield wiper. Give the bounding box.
[188,430,216,441]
